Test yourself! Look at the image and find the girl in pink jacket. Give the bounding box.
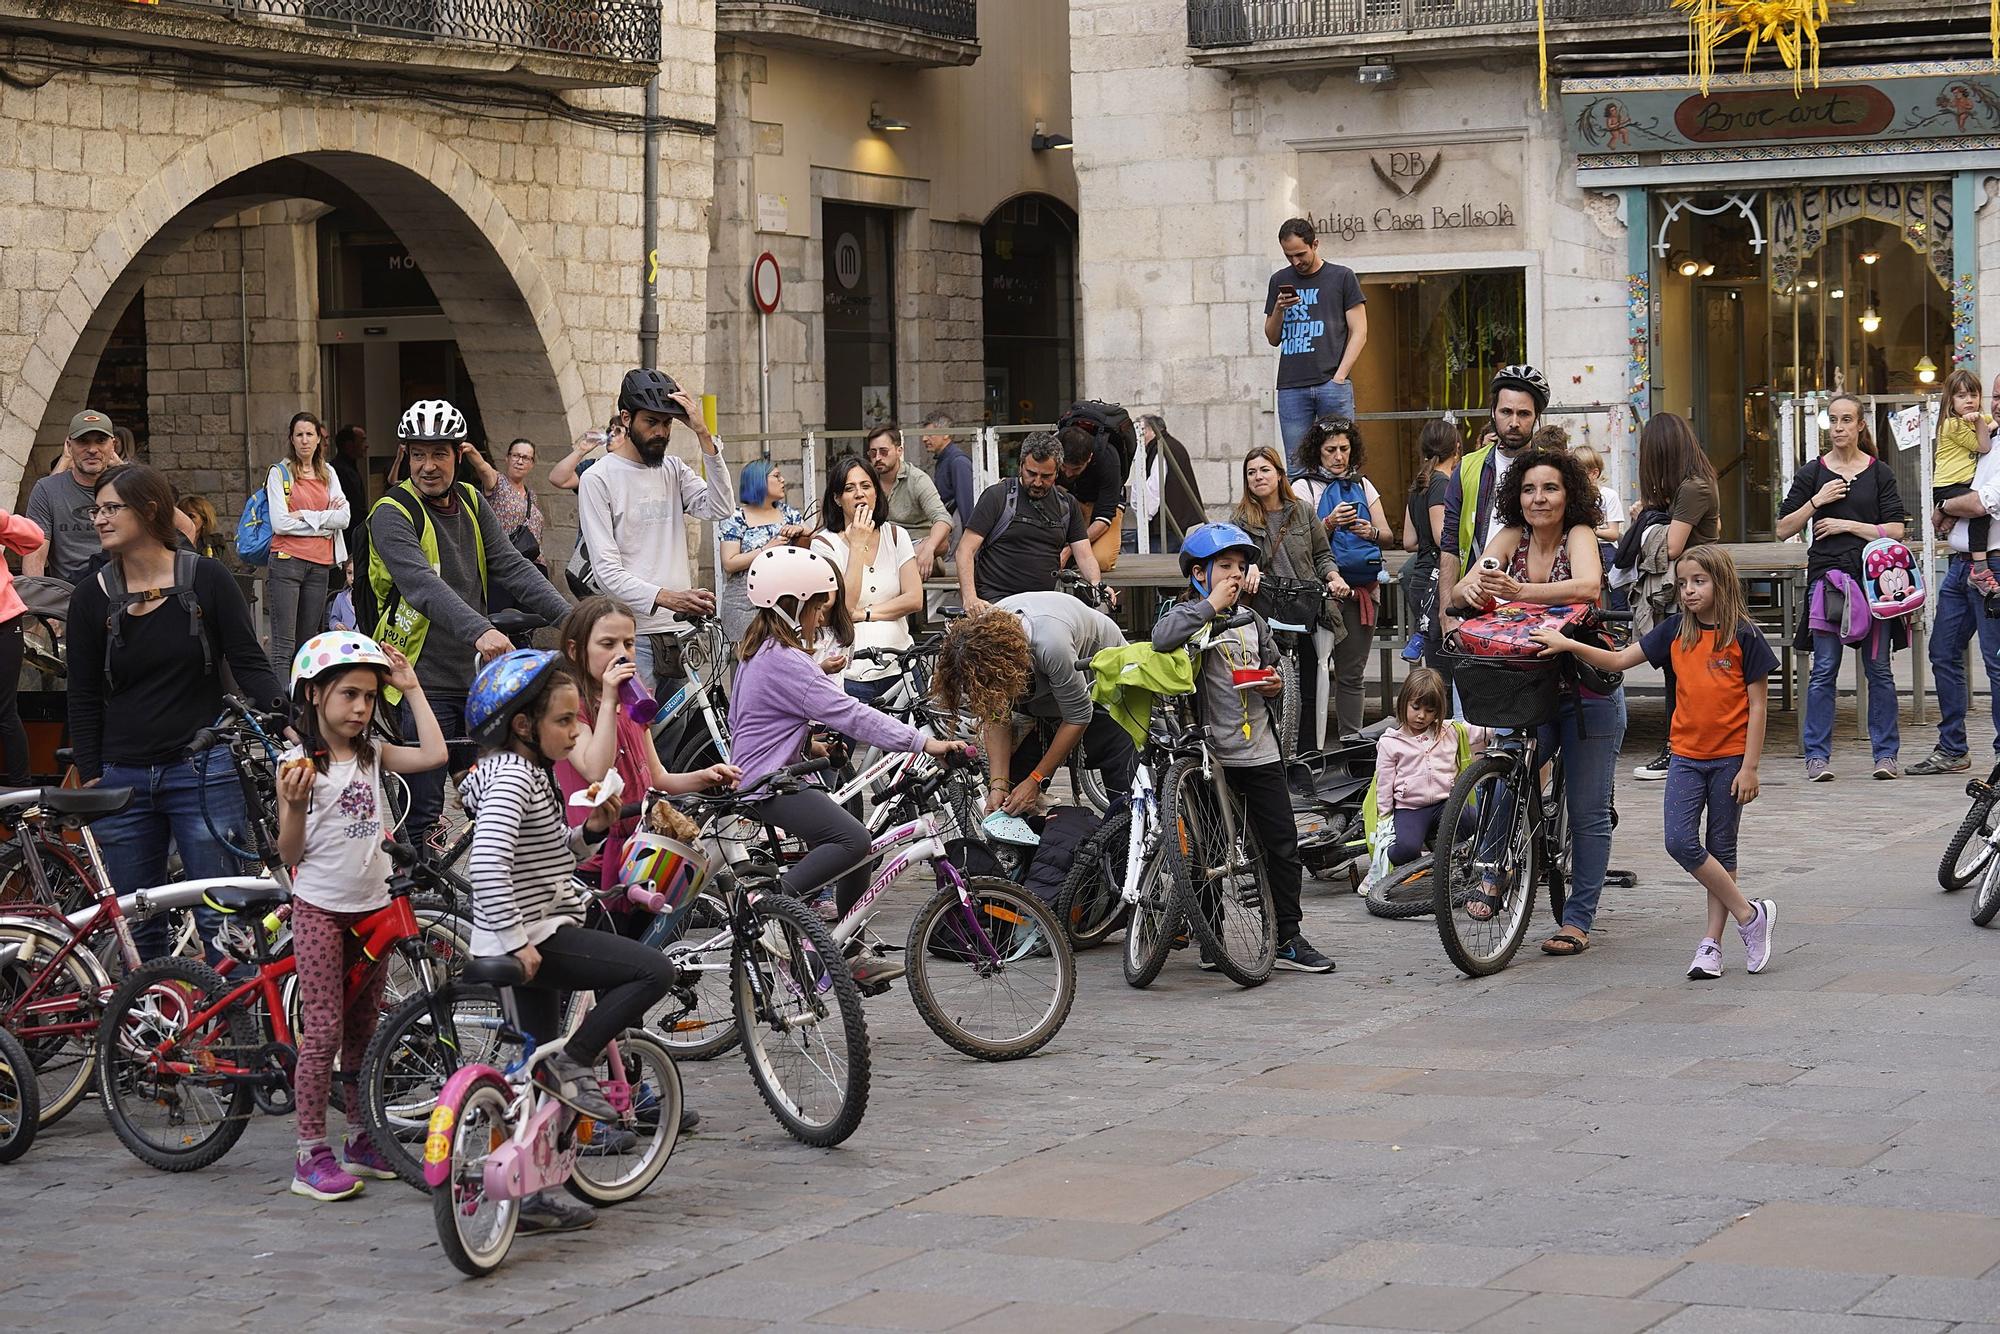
[1376,668,1489,865]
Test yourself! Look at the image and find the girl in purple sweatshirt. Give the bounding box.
[728,547,964,985]
[1376,667,1490,865]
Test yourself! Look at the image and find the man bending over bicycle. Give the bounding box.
[933,592,1136,818]
[1152,525,1335,973]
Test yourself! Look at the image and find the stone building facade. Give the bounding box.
[1071,0,1995,538]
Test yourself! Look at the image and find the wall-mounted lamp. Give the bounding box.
[868,102,910,133]
[1859,306,1882,334]
[1916,355,1939,385]
[1828,287,1845,299]
[1677,256,1701,277]
[1804,278,1819,290]
[1357,60,1397,86]
[1860,249,1882,265]
[1699,261,1716,277]
[1031,120,1074,152]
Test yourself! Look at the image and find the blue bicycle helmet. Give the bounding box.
[1179,522,1260,597]
[466,649,566,746]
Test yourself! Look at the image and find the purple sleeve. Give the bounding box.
[777,651,926,756]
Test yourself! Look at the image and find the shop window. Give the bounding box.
[822,201,898,432]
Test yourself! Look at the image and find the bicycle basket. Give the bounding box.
[1442,647,1562,730]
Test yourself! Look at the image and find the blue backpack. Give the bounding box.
[234,462,291,567]
[1315,476,1384,587]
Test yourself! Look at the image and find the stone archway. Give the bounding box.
[2,108,586,501]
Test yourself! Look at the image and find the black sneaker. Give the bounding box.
[517,1190,597,1234]
[1274,935,1336,973]
[1631,750,1671,781]
[680,1106,701,1135]
[1907,748,1971,776]
[543,1052,617,1121]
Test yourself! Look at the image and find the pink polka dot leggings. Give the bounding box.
[291,899,390,1144]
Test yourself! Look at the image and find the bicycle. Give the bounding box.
[646,613,737,775]
[424,957,682,1277]
[1940,760,2000,926]
[0,1022,40,1163]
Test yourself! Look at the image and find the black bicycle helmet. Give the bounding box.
[1489,364,1550,414]
[618,367,689,419]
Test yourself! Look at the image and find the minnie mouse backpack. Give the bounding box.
[1860,536,1925,620]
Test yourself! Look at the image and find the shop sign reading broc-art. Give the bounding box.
[1296,138,1524,255]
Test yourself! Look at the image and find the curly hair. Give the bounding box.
[1298,415,1364,476]
[1494,446,1603,534]
[931,609,1032,723]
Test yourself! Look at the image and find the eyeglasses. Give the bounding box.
[86,502,129,520]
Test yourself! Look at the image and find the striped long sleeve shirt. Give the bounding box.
[460,752,596,956]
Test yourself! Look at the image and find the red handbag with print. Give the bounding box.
[1450,601,1592,658]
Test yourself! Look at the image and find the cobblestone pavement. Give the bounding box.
[8,725,2000,1333]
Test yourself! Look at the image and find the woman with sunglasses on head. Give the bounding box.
[718,459,808,650]
[1292,416,1391,737]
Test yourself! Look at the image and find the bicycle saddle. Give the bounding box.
[462,955,531,988]
[204,880,289,913]
[9,786,135,823]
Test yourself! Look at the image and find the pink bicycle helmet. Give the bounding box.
[745,545,839,629]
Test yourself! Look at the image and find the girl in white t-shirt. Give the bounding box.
[812,453,923,705]
[275,632,446,1202]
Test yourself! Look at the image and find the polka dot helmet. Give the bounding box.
[291,631,394,694]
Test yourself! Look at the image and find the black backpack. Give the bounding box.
[100,549,212,691]
[1058,400,1140,482]
[982,478,1077,548]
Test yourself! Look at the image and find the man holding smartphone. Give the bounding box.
[1263,217,1368,463]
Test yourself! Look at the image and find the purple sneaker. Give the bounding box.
[291,1144,364,1201]
[340,1131,398,1181]
[1686,939,1723,980]
[1738,899,1776,974]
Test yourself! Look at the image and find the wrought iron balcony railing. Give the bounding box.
[166,0,663,64]
[742,0,976,41]
[1188,0,1662,46]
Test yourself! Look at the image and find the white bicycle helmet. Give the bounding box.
[744,545,839,630]
[291,631,394,693]
[397,399,468,443]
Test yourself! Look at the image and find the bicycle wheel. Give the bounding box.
[1364,856,1437,919]
[566,1031,681,1206]
[1432,753,1539,977]
[0,919,103,1127]
[432,1071,519,1277]
[1122,836,1181,989]
[906,877,1076,1061]
[649,893,740,1060]
[360,983,510,1191]
[733,893,870,1147]
[1054,809,1132,949]
[1276,647,1301,761]
[0,838,97,915]
[1162,758,1275,987]
[1071,760,1110,817]
[95,957,255,1171]
[1974,850,2000,927]
[0,1024,39,1163]
[1542,759,1570,926]
[1941,793,2000,891]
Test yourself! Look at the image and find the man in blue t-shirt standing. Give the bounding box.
[1262,217,1368,463]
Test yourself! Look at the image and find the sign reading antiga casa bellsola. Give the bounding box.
[1563,62,2000,161]
[1295,136,1525,256]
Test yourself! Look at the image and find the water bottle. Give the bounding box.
[616,657,660,725]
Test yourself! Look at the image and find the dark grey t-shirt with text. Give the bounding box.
[1264,263,1365,389]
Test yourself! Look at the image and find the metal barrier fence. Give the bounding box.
[758,0,978,39]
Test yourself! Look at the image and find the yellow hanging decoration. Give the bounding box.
[1670,1,1854,96]
[1537,0,1549,108]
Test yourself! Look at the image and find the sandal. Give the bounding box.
[1541,928,1589,956]
[1464,887,1503,921]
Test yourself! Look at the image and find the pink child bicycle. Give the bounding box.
[423,954,683,1277]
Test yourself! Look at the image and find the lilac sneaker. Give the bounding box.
[1738,899,1776,974]
[340,1131,398,1181]
[1686,939,1723,980]
[291,1144,364,1201]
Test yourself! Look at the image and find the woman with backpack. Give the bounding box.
[1292,417,1390,736]
[1776,392,1908,782]
[1235,446,1347,748]
[66,464,286,962]
[264,412,350,674]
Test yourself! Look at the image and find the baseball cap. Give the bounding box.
[68,410,115,440]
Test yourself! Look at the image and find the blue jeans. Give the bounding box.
[1548,692,1626,933]
[844,675,897,706]
[97,758,251,962]
[1805,630,1898,763]
[1664,755,1743,874]
[401,689,466,837]
[1929,557,2000,758]
[1277,379,1357,464]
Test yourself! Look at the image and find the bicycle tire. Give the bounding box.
[95,956,255,1171]
[650,893,741,1060]
[906,877,1077,1061]
[1277,646,1301,761]
[1121,839,1181,989]
[432,1071,519,1277]
[566,1030,682,1206]
[1071,761,1110,817]
[360,982,510,1191]
[1364,857,1437,919]
[1054,808,1133,949]
[1432,753,1538,978]
[0,1023,39,1163]
[732,893,870,1147]
[0,838,98,915]
[1974,852,2000,927]
[1162,758,1275,987]
[1940,795,1999,892]
[0,918,104,1128]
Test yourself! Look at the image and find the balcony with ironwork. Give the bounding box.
[719,0,979,67]
[1,0,663,88]
[1187,0,1994,73]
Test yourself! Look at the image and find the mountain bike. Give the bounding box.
[425,957,681,1277]
[1942,759,2000,926]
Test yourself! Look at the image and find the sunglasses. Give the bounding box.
[1313,417,1355,432]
